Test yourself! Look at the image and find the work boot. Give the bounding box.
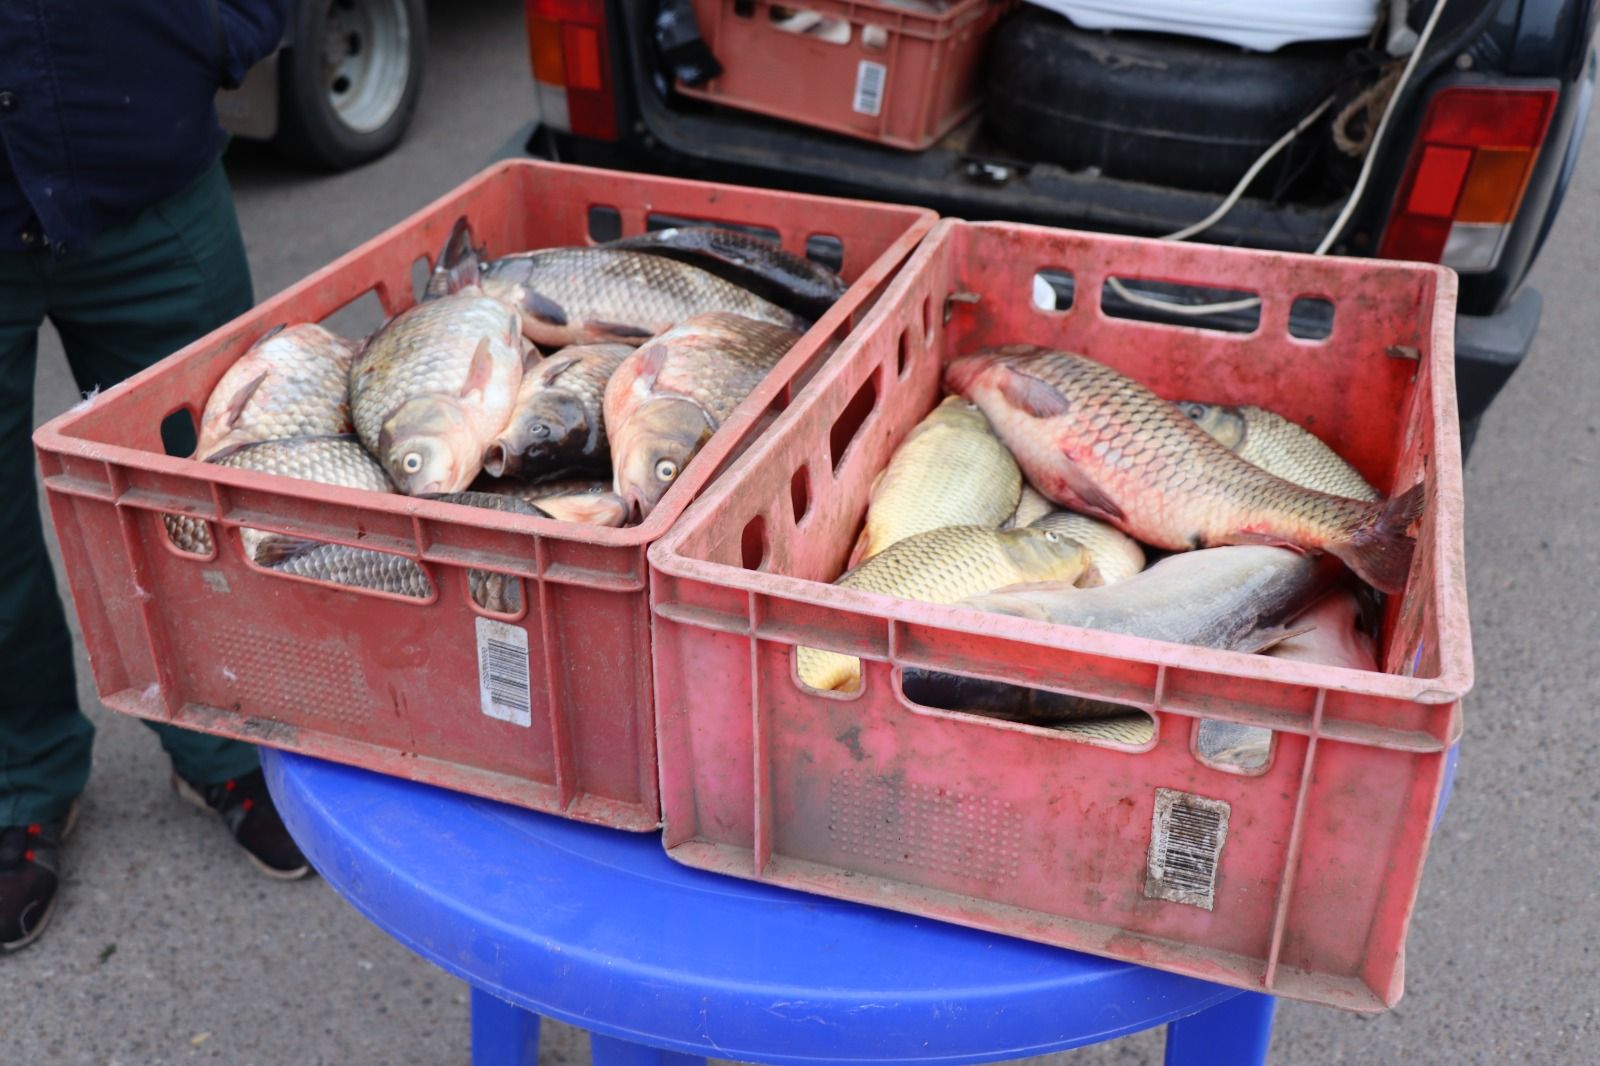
[0,801,78,952]
[173,768,311,880]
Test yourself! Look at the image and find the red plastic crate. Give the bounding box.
[33,160,932,831]
[676,0,1010,150]
[649,219,1472,1008]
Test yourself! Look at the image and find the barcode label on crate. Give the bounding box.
[475,617,531,727]
[1145,788,1230,910]
[853,61,887,116]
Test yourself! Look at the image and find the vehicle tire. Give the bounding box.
[275,0,427,171]
[984,7,1352,194]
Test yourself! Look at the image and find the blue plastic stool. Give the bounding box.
[264,750,1290,1065]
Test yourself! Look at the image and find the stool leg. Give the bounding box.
[589,1032,707,1066]
[1163,991,1276,1066]
[470,986,540,1066]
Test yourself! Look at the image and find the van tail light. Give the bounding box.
[525,0,619,141]
[1379,85,1557,271]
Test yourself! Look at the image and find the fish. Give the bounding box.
[1028,511,1145,587]
[946,347,1424,594]
[1177,401,1380,501]
[605,312,802,520]
[847,396,1021,567]
[797,525,1089,693]
[163,435,395,560]
[1003,485,1055,529]
[426,218,807,348]
[475,477,630,527]
[349,292,525,495]
[900,545,1329,723]
[481,343,630,480]
[195,323,356,460]
[256,491,549,613]
[1194,587,1378,768]
[600,226,847,321]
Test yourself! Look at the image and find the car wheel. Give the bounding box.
[275,0,427,170]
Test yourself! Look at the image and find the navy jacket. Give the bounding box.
[0,1,287,253]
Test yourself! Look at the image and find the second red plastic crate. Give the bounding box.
[649,219,1471,1008]
[33,160,932,831]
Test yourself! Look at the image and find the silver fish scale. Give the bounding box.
[486,249,805,332]
[269,542,522,612]
[351,295,520,445]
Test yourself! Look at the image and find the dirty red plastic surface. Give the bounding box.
[33,160,933,831]
[649,219,1472,1008]
[677,0,1010,150]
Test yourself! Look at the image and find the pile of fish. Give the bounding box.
[801,344,1421,753]
[165,221,846,604]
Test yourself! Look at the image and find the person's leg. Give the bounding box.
[47,157,260,788]
[0,251,92,828]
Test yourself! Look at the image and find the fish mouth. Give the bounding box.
[482,442,514,478]
[621,484,651,524]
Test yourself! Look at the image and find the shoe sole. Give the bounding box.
[171,774,312,882]
[0,800,80,953]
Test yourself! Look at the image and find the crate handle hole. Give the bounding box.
[1193,718,1275,774]
[896,328,912,379]
[805,233,844,273]
[1032,269,1076,313]
[733,0,754,16]
[898,668,1157,749]
[741,514,768,570]
[829,370,879,475]
[159,512,216,560]
[465,568,527,620]
[247,533,438,604]
[1102,277,1260,334]
[1288,296,1335,341]
[768,7,851,45]
[922,293,935,346]
[790,464,811,524]
[587,204,622,243]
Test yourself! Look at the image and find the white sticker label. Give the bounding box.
[475,617,532,727]
[1145,788,1230,910]
[853,60,887,116]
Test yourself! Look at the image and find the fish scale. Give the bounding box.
[947,347,1423,594]
[196,323,356,461]
[850,396,1021,566]
[477,248,807,347]
[796,525,1087,692]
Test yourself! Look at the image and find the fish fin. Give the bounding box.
[257,323,288,343]
[590,320,657,342]
[538,354,580,384]
[997,366,1072,419]
[223,372,268,428]
[252,536,322,568]
[427,217,482,297]
[1226,530,1308,551]
[521,289,568,326]
[846,525,874,571]
[1235,621,1317,655]
[521,343,542,373]
[633,344,670,391]
[1054,462,1126,525]
[1329,482,1425,595]
[460,338,495,399]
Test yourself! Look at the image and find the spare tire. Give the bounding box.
[984,8,1354,194]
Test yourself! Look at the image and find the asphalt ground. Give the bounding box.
[6,2,1596,1062]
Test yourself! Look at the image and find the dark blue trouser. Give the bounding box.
[0,157,261,825]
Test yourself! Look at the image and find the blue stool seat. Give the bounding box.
[264,750,1284,1065]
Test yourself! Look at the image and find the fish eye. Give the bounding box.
[655,458,679,482]
[1179,402,1206,419]
[531,424,550,439]
[402,452,424,474]
[1041,531,1061,542]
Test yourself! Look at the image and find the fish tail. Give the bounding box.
[1329,482,1425,595]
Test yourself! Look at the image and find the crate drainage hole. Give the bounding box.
[1288,296,1335,341]
[1032,269,1075,313]
[790,465,811,524]
[1102,277,1260,334]
[160,513,215,559]
[897,329,912,378]
[1194,719,1273,773]
[741,514,768,570]
[829,371,878,474]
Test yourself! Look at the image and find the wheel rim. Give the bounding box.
[320,0,410,135]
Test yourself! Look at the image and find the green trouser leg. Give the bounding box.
[0,158,260,822]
